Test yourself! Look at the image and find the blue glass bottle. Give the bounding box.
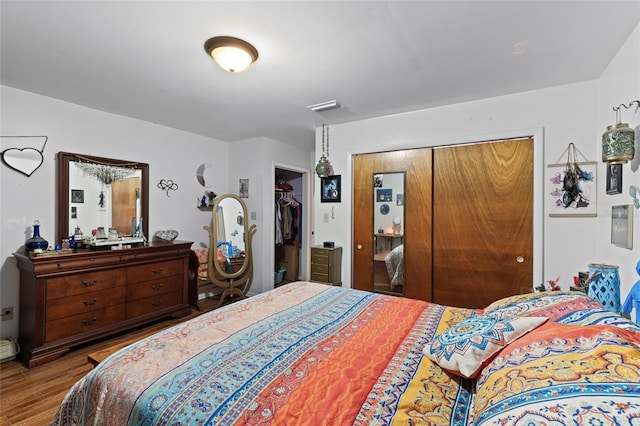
[26,220,49,253]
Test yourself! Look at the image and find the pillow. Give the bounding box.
[473,322,640,425]
[422,315,548,378]
[482,291,601,321]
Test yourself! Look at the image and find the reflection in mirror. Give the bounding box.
[372,172,405,295]
[214,196,246,265]
[57,152,149,245]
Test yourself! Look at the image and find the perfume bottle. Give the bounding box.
[26,220,49,253]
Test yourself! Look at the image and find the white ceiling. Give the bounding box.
[2,1,639,151]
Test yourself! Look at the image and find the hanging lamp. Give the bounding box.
[602,100,638,164]
[315,124,334,177]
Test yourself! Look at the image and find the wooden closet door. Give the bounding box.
[112,177,140,235]
[352,148,432,301]
[432,138,533,308]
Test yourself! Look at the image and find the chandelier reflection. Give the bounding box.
[75,156,138,184]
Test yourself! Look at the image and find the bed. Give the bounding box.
[384,244,404,292]
[53,281,640,425]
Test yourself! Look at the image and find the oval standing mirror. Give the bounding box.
[204,194,256,306]
[205,194,256,279]
[57,152,149,245]
[373,172,405,295]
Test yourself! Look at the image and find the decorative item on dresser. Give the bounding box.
[310,245,342,285]
[13,240,193,367]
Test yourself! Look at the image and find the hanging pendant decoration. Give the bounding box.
[602,100,638,164]
[315,124,334,178]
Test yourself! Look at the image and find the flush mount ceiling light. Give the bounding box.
[204,36,258,73]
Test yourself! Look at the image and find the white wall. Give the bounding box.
[312,23,640,306]
[0,86,233,338]
[596,23,640,302]
[228,137,313,295]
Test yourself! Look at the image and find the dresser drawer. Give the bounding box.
[311,263,329,274]
[45,305,126,343]
[311,271,329,282]
[311,252,329,265]
[127,259,183,284]
[46,287,126,321]
[127,290,183,318]
[46,269,126,300]
[127,275,183,301]
[33,255,123,275]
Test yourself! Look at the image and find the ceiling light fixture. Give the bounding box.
[204,36,258,73]
[306,100,341,112]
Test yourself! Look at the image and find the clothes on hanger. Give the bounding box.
[275,190,301,246]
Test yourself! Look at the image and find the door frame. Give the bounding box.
[271,162,313,286]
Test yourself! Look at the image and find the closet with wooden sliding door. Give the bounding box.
[353,138,534,308]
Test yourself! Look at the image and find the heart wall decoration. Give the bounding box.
[0,136,48,177]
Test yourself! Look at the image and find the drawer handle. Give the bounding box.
[82,317,97,326]
[83,298,97,306]
[152,300,163,307]
[83,279,98,287]
[152,269,163,275]
[151,284,164,291]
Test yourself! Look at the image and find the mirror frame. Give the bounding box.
[56,151,149,244]
[206,193,255,280]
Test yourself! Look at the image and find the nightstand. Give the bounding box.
[310,246,342,286]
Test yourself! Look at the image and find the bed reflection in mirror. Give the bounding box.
[373,172,405,295]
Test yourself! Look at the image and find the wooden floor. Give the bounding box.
[0,298,223,426]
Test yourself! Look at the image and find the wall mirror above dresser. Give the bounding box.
[56,151,149,245]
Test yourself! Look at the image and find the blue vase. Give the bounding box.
[26,221,49,252]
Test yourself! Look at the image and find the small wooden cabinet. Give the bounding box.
[310,246,342,286]
[14,241,193,367]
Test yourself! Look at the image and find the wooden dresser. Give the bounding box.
[310,246,342,286]
[13,241,193,367]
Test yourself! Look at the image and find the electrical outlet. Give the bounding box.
[1,307,13,321]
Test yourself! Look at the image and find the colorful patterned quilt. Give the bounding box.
[52,284,640,425]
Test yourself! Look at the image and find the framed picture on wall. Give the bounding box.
[321,175,341,203]
[611,204,633,249]
[606,164,622,194]
[546,162,597,217]
[71,189,84,204]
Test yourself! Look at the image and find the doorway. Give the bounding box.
[274,166,309,287]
